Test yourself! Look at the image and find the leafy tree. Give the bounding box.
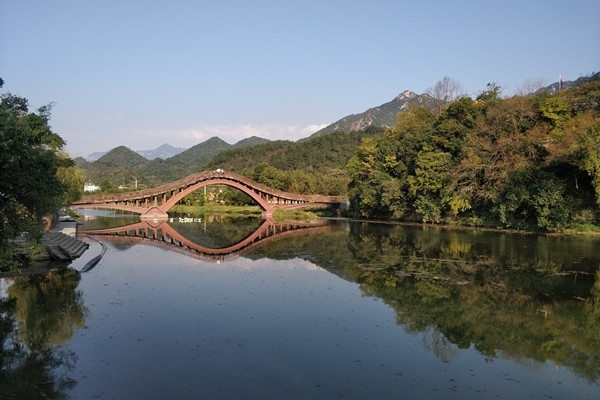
[0,90,71,267]
[476,82,503,108]
[577,119,600,205]
[408,148,452,222]
[56,153,84,204]
[529,172,571,230]
[538,96,571,129]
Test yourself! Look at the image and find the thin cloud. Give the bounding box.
[67,123,330,157]
[147,123,329,148]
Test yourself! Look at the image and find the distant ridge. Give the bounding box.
[306,90,436,139]
[87,143,185,162]
[536,71,600,94]
[85,137,269,162]
[82,136,273,185]
[137,143,186,160]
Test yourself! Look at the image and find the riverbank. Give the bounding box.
[169,204,262,215]
[1,215,90,276]
[169,204,324,222]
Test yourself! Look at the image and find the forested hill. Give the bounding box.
[205,127,385,196]
[207,126,384,173]
[346,72,600,232]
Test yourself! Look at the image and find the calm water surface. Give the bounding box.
[1,210,599,399]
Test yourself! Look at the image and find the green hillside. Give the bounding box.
[206,127,385,196]
[208,127,384,173]
[82,137,267,189]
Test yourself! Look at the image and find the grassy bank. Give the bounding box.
[168,204,324,222]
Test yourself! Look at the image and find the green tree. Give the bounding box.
[0,91,71,267]
[408,148,452,222]
[56,154,85,204]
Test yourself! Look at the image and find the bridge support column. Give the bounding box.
[261,206,278,218]
[140,206,169,220]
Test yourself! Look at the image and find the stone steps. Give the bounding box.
[44,232,89,259]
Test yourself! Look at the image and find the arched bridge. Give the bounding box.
[81,218,333,263]
[72,170,344,219]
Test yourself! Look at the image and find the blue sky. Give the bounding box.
[1,0,599,158]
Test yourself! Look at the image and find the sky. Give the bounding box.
[1,0,599,158]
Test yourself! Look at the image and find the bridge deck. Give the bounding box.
[73,170,344,218]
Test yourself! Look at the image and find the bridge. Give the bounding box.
[81,218,333,263]
[72,170,344,219]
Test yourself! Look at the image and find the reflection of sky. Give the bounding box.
[1,277,14,299]
[76,208,139,219]
[225,256,325,272]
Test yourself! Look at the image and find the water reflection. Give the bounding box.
[81,214,600,380]
[80,216,333,262]
[0,269,85,399]
[245,222,600,380]
[2,214,600,398]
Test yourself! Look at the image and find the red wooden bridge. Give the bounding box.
[72,170,343,219]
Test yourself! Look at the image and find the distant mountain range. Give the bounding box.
[85,89,437,161]
[77,136,274,185]
[86,143,186,162]
[81,74,591,175]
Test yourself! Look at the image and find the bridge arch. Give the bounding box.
[72,170,343,219]
[162,178,272,213]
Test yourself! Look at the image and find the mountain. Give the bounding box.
[86,151,107,162]
[537,71,600,95]
[168,137,233,167]
[82,146,150,187]
[306,90,436,139]
[137,143,186,160]
[86,143,185,161]
[95,146,148,168]
[81,136,275,187]
[232,136,271,149]
[207,126,385,174]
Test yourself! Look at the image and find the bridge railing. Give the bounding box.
[74,170,344,206]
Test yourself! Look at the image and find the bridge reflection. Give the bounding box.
[80,218,333,263]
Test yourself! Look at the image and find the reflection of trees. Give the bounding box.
[10,269,87,348]
[342,224,600,380]
[232,220,600,379]
[170,214,263,248]
[0,268,86,399]
[80,213,139,230]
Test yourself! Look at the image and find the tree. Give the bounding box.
[0,90,70,268]
[408,148,453,222]
[476,82,503,108]
[427,76,464,117]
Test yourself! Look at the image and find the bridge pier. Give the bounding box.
[140,206,169,220]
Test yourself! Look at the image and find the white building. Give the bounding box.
[84,182,100,192]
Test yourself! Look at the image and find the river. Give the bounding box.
[1,209,599,399]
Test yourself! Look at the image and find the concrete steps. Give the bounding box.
[44,232,89,260]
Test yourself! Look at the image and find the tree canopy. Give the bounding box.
[347,73,600,232]
[0,87,76,268]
